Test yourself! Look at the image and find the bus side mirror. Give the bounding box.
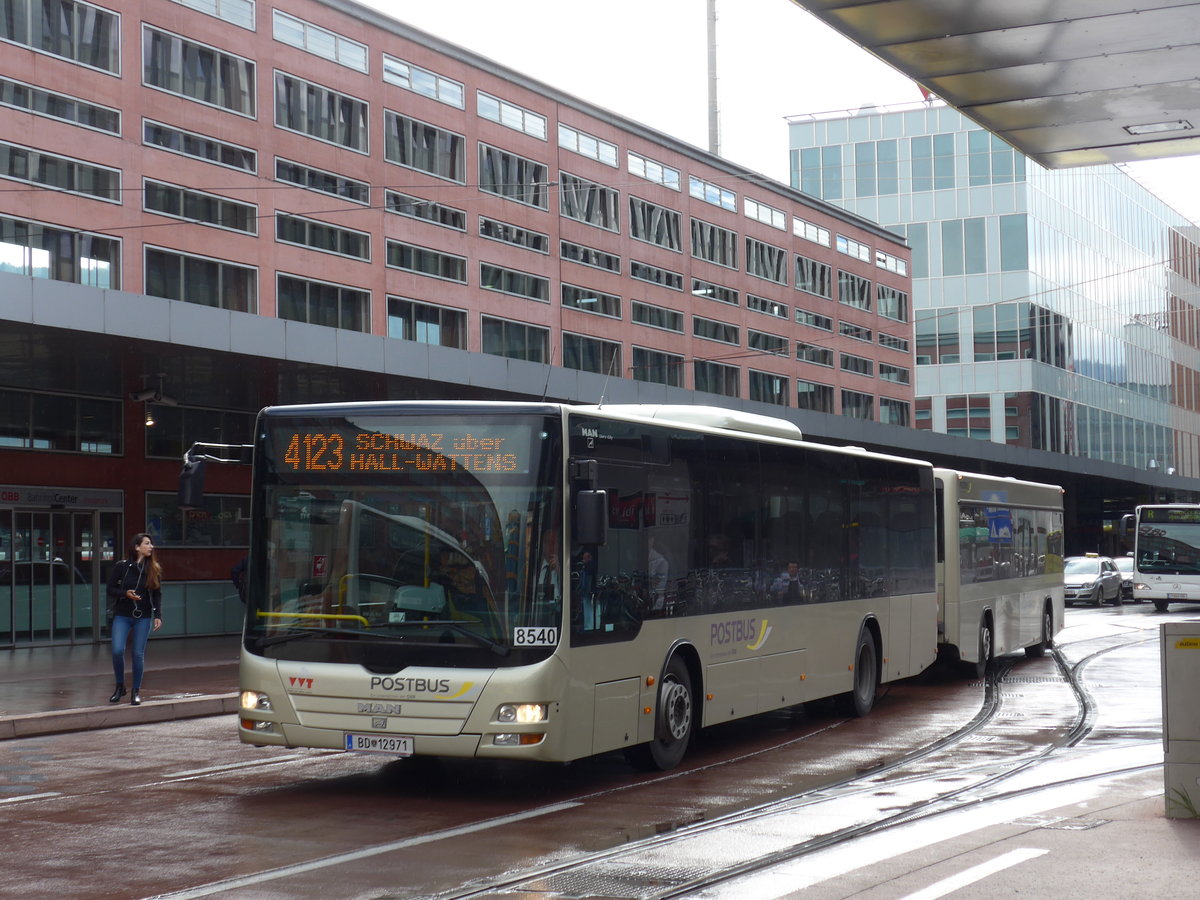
[178,456,207,510]
[575,490,608,546]
[1119,514,1134,538]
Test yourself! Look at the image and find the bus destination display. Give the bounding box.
[1142,507,1200,524]
[277,425,533,474]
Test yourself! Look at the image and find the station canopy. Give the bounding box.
[793,1,1200,168]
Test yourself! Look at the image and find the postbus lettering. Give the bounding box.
[710,618,758,646]
[369,676,453,694]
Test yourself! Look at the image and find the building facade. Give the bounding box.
[0,0,915,646]
[789,102,1200,477]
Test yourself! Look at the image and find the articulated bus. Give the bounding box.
[1120,504,1200,611]
[235,401,1058,769]
[933,470,1065,677]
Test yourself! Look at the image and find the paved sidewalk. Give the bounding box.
[0,635,240,740]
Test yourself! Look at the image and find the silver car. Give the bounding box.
[1063,555,1123,606]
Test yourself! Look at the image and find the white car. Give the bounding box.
[1063,555,1122,606]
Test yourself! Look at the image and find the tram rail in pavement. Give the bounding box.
[0,635,239,740]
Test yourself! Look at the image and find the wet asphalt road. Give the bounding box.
[0,601,1186,900]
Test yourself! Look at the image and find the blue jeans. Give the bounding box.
[111,614,154,691]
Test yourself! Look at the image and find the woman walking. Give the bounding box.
[106,533,163,705]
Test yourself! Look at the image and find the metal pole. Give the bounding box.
[707,0,720,155]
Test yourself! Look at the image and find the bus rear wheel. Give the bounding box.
[839,626,878,717]
[626,655,694,771]
[1024,604,1053,658]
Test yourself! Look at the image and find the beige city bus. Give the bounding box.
[237,401,942,769]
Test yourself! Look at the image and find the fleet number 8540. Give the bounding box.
[514,627,558,646]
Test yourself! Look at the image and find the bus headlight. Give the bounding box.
[240,690,273,711]
[496,703,547,724]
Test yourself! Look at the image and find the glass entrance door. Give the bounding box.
[4,510,104,644]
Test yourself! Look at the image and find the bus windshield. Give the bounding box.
[248,409,563,668]
[1138,517,1200,575]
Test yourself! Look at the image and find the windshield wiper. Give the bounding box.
[389,619,511,656]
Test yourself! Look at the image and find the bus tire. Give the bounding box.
[1024,603,1053,658]
[962,617,993,679]
[626,655,694,771]
[840,626,878,717]
[1153,599,1170,612]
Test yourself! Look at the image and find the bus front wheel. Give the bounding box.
[962,618,993,679]
[1153,599,1170,612]
[626,655,694,771]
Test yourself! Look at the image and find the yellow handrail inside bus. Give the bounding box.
[257,611,370,627]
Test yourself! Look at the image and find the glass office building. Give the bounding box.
[789,102,1200,478]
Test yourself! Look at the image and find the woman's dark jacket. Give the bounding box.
[106,559,163,619]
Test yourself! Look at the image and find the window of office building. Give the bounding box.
[915,308,959,364]
[144,179,257,234]
[145,404,248,461]
[560,240,620,273]
[878,332,910,353]
[748,329,788,357]
[692,278,738,306]
[0,388,121,455]
[272,10,366,72]
[479,217,549,253]
[796,379,833,413]
[968,130,1026,186]
[385,191,466,231]
[0,140,119,203]
[694,359,740,398]
[479,144,548,208]
[629,197,682,251]
[746,237,787,285]
[795,308,832,331]
[879,363,910,385]
[383,54,464,108]
[559,123,617,166]
[878,284,909,322]
[145,491,249,547]
[1,215,119,288]
[3,0,119,72]
[744,197,786,230]
[169,0,254,30]
[479,263,549,302]
[837,234,872,263]
[797,146,841,200]
[632,346,683,387]
[559,172,620,231]
[689,175,735,211]
[793,216,831,247]
[387,297,466,348]
[795,255,832,298]
[561,283,620,318]
[797,342,834,367]
[946,395,992,440]
[631,300,683,333]
[875,249,908,276]
[941,217,987,275]
[277,273,368,333]
[630,260,683,291]
[481,316,548,363]
[478,91,546,139]
[563,332,620,375]
[999,214,1029,271]
[879,397,911,426]
[628,151,680,190]
[853,139,898,197]
[841,389,874,420]
[276,159,369,204]
[747,293,787,319]
[749,370,789,406]
[276,212,369,260]
[838,270,871,310]
[144,120,257,173]
[841,353,874,377]
[693,316,739,345]
[144,27,255,116]
[0,75,119,133]
[839,321,872,343]
[275,71,367,152]
[385,240,466,283]
[691,218,738,269]
[144,246,255,312]
[911,133,955,192]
